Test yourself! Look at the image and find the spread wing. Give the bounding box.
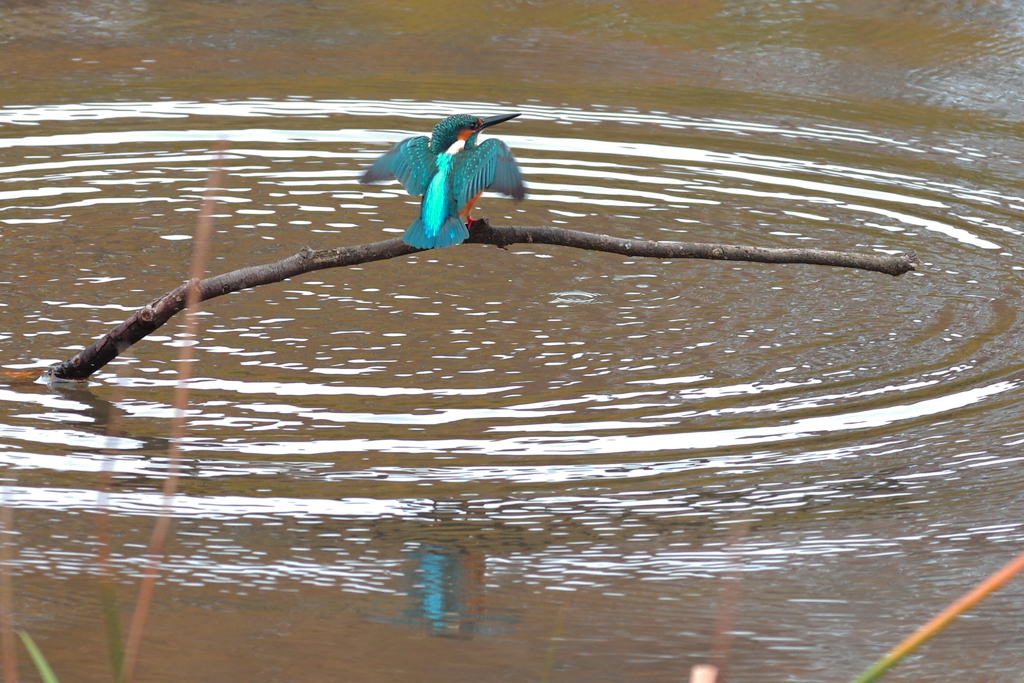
[360,136,436,197]
[453,138,526,211]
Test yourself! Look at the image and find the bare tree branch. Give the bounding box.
[43,219,919,383]
[466,221,919,275]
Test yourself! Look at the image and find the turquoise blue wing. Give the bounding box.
[453,139,526,211]
[360,136,436,197]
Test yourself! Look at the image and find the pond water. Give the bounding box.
[3,1,1024,681]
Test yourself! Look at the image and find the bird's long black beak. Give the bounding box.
[475,112,520,131]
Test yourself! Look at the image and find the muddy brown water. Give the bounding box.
[3,2,1024,681]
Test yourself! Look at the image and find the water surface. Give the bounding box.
[3,2,1024,681]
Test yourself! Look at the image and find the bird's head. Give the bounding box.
[430,112,520,153]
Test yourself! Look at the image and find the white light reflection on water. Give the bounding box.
[0,99,908,138]
[0,423,142,450]
[0,126,976,203]
[4,480,1004,590]
[0,130,1004,251]
[0,435,895,483]
[112,377,523,397]
[0,485,433,519]
[1,368,1011,473]
[0,388,88,411]
[180,380,1014,458]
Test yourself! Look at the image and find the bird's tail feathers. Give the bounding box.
[403,215,469,249]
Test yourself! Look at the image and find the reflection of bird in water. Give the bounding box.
[414,545,486,635]
[361,113,526,249]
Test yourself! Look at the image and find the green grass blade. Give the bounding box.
[100,582,124,676]
[18,631,59,683]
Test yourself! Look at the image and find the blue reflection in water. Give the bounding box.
[378,543,515,637]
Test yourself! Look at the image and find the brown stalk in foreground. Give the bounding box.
[43,220,919,383]
[117,145,226,683]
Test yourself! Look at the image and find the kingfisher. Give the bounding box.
[360,113,526,249]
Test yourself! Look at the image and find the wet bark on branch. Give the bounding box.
[43,219,920,382]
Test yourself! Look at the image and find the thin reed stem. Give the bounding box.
[539,604,567,683]
[709,521,750,680]
[851,548,1024,683]
[118,143,227,683]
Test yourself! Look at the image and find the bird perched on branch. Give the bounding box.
[360,113,526,249]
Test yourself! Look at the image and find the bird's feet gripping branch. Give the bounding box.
[360,113,526,250]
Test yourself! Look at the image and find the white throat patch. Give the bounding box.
[445,138,466,155]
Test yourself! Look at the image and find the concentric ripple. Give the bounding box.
[2,97,1024,680]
